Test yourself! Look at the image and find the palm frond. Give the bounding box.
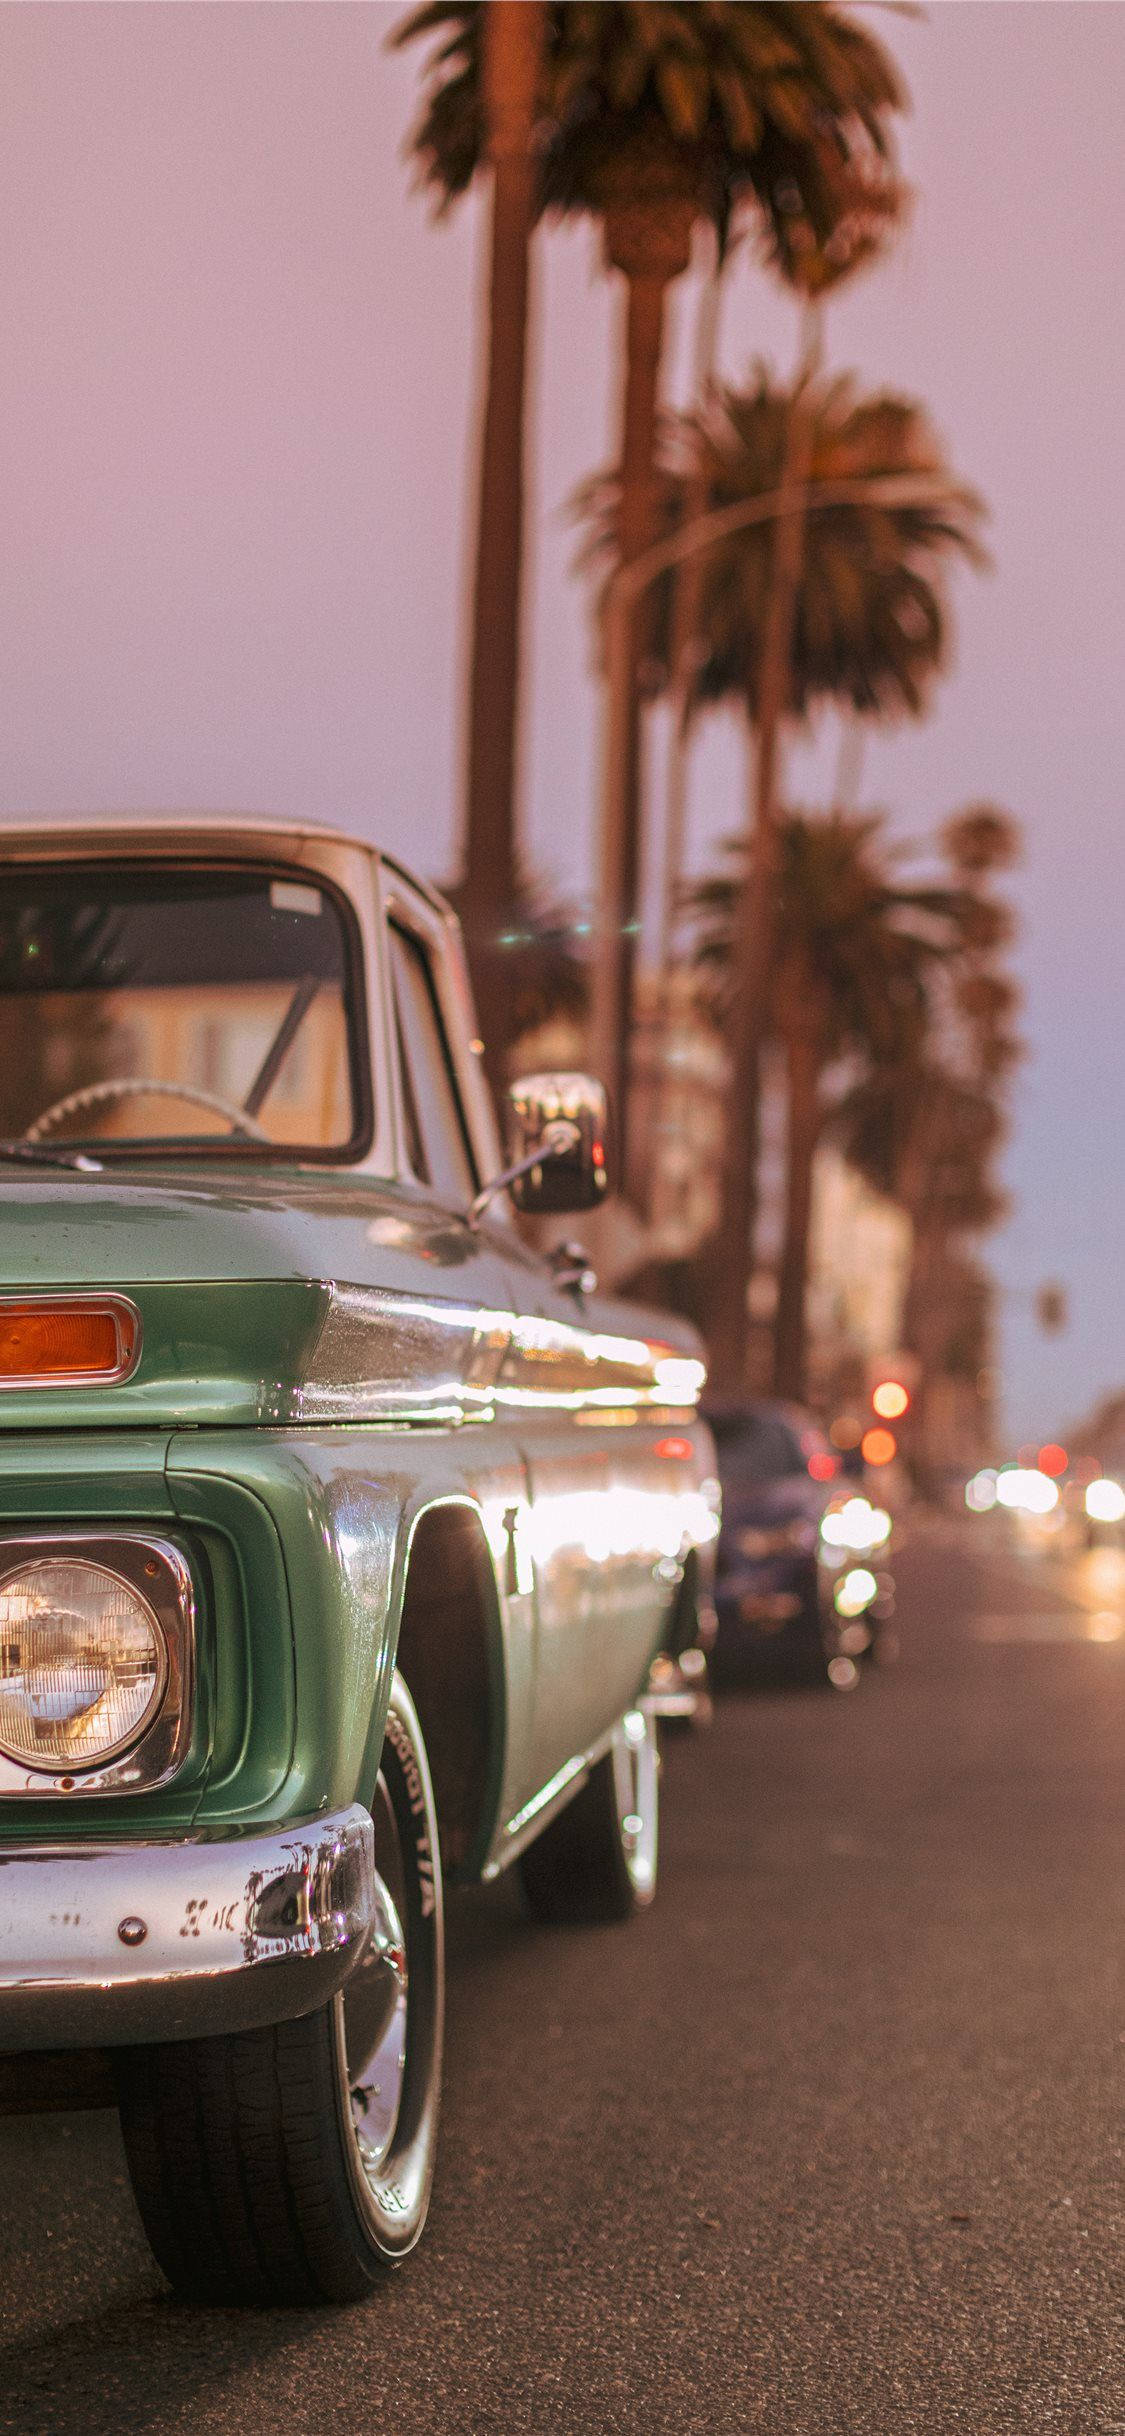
[393,1,908,274]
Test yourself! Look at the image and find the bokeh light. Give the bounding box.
[1085,1477,1125,1524]
[995,1466,1059,1515]
[820,1498,893,1554]
[872,1380,910,1421]
[834,1567,878,1617]
[861,1427,897,1468]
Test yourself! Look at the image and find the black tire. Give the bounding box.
[115,1674,444,2306]
[519,1705,659,1926]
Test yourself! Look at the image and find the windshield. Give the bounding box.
[0,863,366,1158]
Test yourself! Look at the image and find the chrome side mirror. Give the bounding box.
[467,1071,611,1227]
[506,1072,611,1214]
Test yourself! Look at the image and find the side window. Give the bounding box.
[388,924,476,1203]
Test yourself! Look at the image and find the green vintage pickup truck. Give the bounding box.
[0,817,717,2305]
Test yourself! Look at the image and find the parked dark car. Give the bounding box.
[705,1401,836,1678]
[705,1400,894,1684]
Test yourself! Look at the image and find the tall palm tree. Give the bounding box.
[839,808,1021,1469]
[395,1,546,1082]
[395,2,906,1087]
[443,863,587,1069]
[605,366,986,1384]
[692,809,968,1401]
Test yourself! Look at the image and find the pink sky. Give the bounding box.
[0,1,1121,1440]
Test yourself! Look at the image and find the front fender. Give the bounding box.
[167,1428,521,1838]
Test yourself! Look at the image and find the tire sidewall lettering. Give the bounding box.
[383,1705,437,1913]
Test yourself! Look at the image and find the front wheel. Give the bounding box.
[115,1674,444,2306]
[519,1705,659,1925]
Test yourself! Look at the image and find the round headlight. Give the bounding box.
[0,1558,166,1770]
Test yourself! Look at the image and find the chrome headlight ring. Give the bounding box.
[0,1533,194,1797]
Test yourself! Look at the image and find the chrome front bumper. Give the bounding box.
[0,1805,375,2049]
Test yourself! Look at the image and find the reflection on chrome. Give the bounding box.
[522,1482,718,1570]
[298,1285,706,1423]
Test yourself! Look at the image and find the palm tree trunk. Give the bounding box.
[459,0,545,1083]
[607,262,669,1187]
[597,190,694,1190]
[657,255,722,977]
[703,367,816,1388]
[773,1021,822,1402]
[647,251,723,1224]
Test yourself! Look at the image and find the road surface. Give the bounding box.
[0,1513,1121,2435]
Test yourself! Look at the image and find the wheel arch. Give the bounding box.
[388,1495,507,1884]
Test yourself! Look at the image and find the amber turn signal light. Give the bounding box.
[0,1297,140,1387]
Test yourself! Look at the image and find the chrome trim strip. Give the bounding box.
[502,1755,589,1848]
[298,1283,512,1424]
[0,1294,142,1391]
[296,1284,705,1427]
[482,1721,617,1878]
[0,1803,376,2048]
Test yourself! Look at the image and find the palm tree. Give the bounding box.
[395,1,546,1082]
[395,2,906,1086]
[839,808,1021,1471]
[443,864,587,1071]
[692,809,969,1401]
[601,366,987,1384]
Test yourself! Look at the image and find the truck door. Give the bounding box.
[381,908,538,1817]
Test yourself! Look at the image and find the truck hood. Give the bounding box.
[0,1165,501,1429]
[0,1166,439,1290]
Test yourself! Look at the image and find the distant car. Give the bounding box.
[704,1400,894,1683]
[704,1401,836,1678]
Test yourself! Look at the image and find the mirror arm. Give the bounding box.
[466,1120,581,1231]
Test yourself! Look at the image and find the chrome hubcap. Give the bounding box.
[343,1777,409,2180]
[612,1706,658,1903]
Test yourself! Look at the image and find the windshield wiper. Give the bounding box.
[0,1140,103,1173]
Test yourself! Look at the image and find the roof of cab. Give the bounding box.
[0,813,455,921]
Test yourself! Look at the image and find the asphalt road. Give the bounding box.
[1,1514,1122,2436]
